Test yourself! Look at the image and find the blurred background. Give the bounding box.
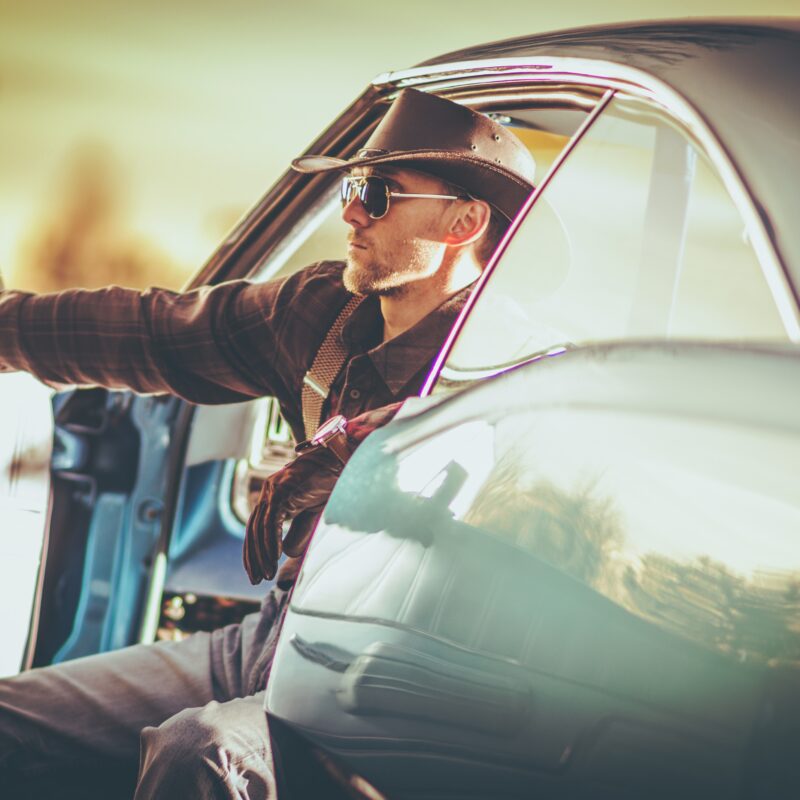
[1,0,797,293]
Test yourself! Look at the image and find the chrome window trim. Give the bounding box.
[375,57,800,354]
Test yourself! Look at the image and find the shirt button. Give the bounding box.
[349,388,361,400]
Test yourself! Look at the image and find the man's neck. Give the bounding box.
[379,258,481,342]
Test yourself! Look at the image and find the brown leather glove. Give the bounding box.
[243,446,343,585]
[243,402,402,586]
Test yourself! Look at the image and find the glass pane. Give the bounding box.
[251,99,594,285]
[441,96,788,385]
[670,154,785,338]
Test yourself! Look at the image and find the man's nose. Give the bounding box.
[341,195,370,228]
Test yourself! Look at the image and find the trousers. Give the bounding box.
[0,588,290,799]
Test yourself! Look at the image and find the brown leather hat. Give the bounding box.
[292,89,536,221]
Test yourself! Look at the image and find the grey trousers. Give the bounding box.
[0,588,289,799]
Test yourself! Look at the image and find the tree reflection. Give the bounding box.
[462,449,800,667]
[625,555,800,667]
[465,457,622,591]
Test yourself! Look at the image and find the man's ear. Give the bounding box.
[444,199,491,246]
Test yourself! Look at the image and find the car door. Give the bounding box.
[263,38,800,799]
[266,341,800,799]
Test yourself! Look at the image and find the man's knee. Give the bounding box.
[140,701,229,772]
[137,695,274,799]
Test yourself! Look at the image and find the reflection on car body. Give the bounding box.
[271,344,800,798]
[13,17,800,799]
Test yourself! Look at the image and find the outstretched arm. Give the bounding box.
[0,282,269,402]
[0,261,349,407]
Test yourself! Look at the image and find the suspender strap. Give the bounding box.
[301,295,362,439]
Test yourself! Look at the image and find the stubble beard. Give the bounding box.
[343,236,440,297]
[343,255,408,297]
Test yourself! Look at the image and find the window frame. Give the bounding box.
[411,59,800,396]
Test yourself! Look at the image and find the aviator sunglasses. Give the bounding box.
[340,175,465,220]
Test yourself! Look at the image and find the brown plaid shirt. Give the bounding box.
[0,261,471,440]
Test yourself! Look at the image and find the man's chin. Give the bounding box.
[343,261,380,295]
[342,261,369,294]
[343,258,410,297]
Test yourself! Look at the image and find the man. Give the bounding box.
[0,88,536,798]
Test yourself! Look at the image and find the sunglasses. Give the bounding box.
[340,175,464,220]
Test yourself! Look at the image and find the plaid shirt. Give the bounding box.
[0,261,471,441]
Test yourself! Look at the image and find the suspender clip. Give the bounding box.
[302,373,327,398]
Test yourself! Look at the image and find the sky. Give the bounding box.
[1,0,798,288]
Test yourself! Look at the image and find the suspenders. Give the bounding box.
[300,295,362,440]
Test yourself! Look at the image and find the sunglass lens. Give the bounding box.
[362,176,389,219]
[340,176,389,219]
[341,178,356,207]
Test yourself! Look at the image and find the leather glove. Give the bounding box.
[244,446,343,585]
[243,402,402,585]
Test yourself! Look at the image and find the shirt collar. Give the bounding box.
[341,283,475,396]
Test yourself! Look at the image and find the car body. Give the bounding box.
[268,341,800,799]
[4,16,799,798]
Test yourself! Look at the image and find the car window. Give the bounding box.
[249,88,599,287]
[437,94,790,387]
[254,184,346,283]
[250,121,586,285]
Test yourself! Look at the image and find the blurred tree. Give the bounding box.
[16,143,187,292]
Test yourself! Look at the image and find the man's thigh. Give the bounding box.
[0,590,288,793]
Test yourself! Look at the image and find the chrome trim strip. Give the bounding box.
[379,57,800,347]
[420,88,614,397]
[437,345,570,386]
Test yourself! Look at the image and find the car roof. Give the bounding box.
[417,19,800,299]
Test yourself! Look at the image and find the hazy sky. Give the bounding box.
[1,0,797,285]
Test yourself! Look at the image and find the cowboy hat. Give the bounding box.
[292,88,537,221]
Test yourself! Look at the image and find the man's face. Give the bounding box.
[341,166,456,296]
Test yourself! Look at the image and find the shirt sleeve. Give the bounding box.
[0,277,293,404]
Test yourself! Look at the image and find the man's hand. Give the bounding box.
[243,446,343,585]
[243,402,402,586]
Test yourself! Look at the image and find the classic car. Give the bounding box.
[3,17,798,798]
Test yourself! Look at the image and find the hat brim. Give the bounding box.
[292,149,535,222]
